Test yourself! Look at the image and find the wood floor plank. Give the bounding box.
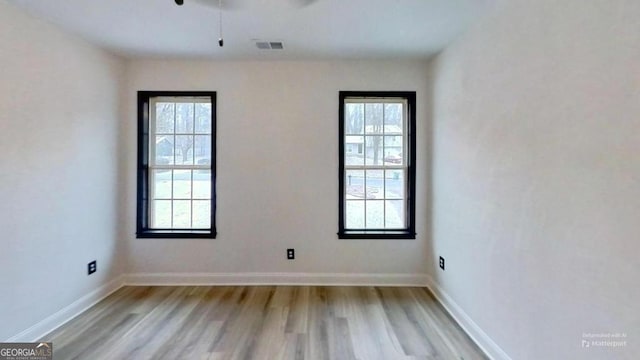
[43,286,142,351]
[40,286,487,360]
[304,287,330,360]
[284,286,309,335]
[411,288,487,360]
[376,287,435,357]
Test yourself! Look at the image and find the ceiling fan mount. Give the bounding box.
[173,0,318,48]
[174,0,318,9]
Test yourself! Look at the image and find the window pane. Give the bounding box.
[194,135,212,165]
[175,103,194,133]
[385,170,405,199]
[345,170,365,199]
[345,136,364,166]
[193,170,211,199]
[384,136,403,165]
[339,93,414,238]
[365,103,383,134]
[365,136,383,165]
[174,135,194,165]
[139,93,216,237]
[385,200,405,229]
[153,200,171,228]
[173,200,191,228]
[345,103,364,134]
[152,170,172,199]
[192,200,211,228]
[384,103,403,133]
[365,200,384,228]
[365,170,384,199]
[195,103,212,134]
[346,200,365,229]
[173,170,192,199]
[155,136,174,165]
[155,103,175,134]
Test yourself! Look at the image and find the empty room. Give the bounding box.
[0,0,637,359]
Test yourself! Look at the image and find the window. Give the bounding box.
[338,91,416,239]
[137,91,216,238]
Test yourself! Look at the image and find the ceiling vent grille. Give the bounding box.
[255,41,284,50]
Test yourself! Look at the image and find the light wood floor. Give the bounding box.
[41,286,487,360]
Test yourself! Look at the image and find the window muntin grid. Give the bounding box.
[149,97,212,230]
[343,98,408,230]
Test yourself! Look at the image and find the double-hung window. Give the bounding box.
[338,91,416,239]
[137,91,216,238]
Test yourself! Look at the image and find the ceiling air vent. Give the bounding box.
[255,41,284,50]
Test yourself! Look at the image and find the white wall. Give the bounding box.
[0,1,124,341]
[122,60,431,280]
[430,0,639,359]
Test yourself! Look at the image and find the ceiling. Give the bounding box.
[8,0,496,60]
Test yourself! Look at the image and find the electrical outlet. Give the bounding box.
[439,256,445,271]
[287,249,295,260]
[88,260,97,275]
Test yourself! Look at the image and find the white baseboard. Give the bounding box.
[6,276,125,343]
[125,272,430,287]
[425,276,511,360]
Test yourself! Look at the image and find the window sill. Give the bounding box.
[338,230,416,240]
[136,229,217,239]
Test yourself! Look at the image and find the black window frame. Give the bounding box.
[136,91,217,239]
[338,91,416,240]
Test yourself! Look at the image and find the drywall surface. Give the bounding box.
[122,60,431,278]
[0,1,124,341]
[430,0,639,358]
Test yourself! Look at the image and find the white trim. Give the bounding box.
[124,272,429,287]
[6,276,125,343]
[425,276,512,360]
